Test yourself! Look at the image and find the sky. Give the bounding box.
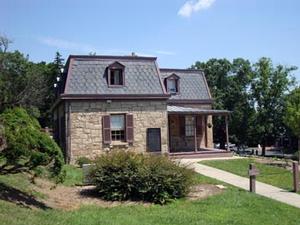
[1,0,300,81]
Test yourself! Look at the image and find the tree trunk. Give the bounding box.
[262,138,266,156]
[298,137,300,163]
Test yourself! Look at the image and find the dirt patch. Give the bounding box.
[32,178,151,210]
[29,178,225,210]
[187,184,224,201]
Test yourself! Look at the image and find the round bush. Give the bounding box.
[90,151,194,204]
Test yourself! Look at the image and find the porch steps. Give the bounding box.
[169,150,233,159]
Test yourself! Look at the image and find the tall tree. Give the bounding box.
[192,58,255,148]
[192,59,231,148]
[251,58,296,155]
[39,52,64,127]
[284,87,300,161]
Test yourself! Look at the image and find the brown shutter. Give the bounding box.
[196,116,202,135]
[126,114,134,144]
[179,116,185,136]
[102,115,111,144]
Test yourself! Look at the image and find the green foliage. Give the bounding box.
[0,107,64,177]
[192,57,297,148]
[0,48,64,127]
[284,87,300,153]
[90,151,194,204]
[76,156,92,168]
[192,58,256,147]
[251,58,296,152]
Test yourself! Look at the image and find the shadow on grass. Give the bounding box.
[79,187,99,198]
[0,182,51,210]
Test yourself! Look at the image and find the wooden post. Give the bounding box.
[248,163,259,193]
[293,162,299,192]
[225,115,229,151]
[194,116,197,152]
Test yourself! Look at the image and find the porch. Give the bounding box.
[167,106,231,156]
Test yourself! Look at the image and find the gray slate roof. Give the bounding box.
[64,56,165,95]
[62,55,212,101]
[160,69,211,100]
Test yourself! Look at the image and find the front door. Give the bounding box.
[146,128,161,152]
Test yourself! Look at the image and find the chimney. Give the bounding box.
[131,52,137,57]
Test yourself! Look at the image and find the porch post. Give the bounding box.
[225,115,229,151]
[194,115,197,152]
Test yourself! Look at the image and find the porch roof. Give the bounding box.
[167,105,230,116]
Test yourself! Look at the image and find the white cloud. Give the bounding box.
[37,36,176,57]
[178,0,215,17]
[37,36,98,53]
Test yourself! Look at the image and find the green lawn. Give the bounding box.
[200,158,300,193]
[0,164,300,225]
[62,165,83,186]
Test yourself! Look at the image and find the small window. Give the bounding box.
[111,114,125,141]
[110,69,123,86]
[165,75,180,94]
[185,116,195,137]
[167,79,177,94]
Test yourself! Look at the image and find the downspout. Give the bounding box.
[65,101,72,164]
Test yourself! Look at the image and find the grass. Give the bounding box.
[200,158,300,193]
[0,163,300,225]
[62,165,83,186]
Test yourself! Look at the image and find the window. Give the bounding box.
[110,69,123,86]
[185,116,195,137]
[167,79,177,94]
[111,114,125,141]
[165,74,180,94]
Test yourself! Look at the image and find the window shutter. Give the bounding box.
[126,114,134,144]
[179,116,185,136]
[196,116,202,135]
[102,115,111,144]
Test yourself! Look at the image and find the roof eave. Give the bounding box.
[167,99,214,104]
[60,94,171,100]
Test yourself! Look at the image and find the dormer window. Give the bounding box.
[167,79,177,94]
[164,74,180,94]
[107,61,125,87]
[110,69,123,85]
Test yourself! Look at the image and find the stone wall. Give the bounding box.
[69,100,168,163]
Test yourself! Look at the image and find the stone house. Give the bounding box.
[52,55,230,163]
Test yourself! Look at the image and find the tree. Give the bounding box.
[192,58,255,148]
[0,35,12,53]
[251,58,296,155]
[284,87,300,161]
[39,52,64,127]
[0,51,50,115]
[192,59,231,148]
[0,108,64,176]
[0,46,64,127]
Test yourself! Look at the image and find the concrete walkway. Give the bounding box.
[180,159,300,209]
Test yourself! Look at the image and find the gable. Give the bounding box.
[160,69,212,101]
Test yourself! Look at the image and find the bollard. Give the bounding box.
[293,162,299,192]
[248,163,259,193]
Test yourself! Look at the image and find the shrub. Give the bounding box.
[90,151,194,204]
[76,156,92,168]
[0,107,64,178]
